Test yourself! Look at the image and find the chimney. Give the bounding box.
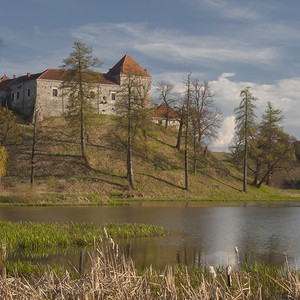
[27,73,31,78]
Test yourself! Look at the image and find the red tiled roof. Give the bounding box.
[0,75,9,83]
[38,69,118,85]
[153,103,178,119]
[0,72,43,90]
[0,54,149,88]
[0,75,10,90]
[107,54,151,77]
[38,69,67,80]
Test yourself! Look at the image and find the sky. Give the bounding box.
[1,0,300,151]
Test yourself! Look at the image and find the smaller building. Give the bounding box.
[153,103,179,129]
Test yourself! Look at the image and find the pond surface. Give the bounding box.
[1,202,300,269]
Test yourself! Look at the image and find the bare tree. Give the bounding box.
[30,107,43,185]
[190,80,221,173]
[156,81,175,129]
[184,74,192,191]
[175,99,185,151]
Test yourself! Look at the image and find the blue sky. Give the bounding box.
[1,0,300,150]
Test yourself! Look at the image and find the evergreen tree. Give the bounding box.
[61,41,102,164]
[232,87,257,192]
[252,102,295,187]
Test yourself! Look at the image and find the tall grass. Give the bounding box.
[0,237,300,299]
[0,221,165,256]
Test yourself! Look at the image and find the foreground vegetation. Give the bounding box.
[1,115,299,204]
[1,238,299,299]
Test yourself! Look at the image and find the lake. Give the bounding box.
[1,202,300,270]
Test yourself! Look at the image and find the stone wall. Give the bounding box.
[35,75,152,120]
[9,79,37,120]
[119,74,152,108]
[3,71,152,122]
[36,79,121,120]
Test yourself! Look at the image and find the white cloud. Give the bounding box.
[200,0,261,20]
[208,75,300,151]
[210,115,235,151]
[70,22,279,70]
[1,17,299,149]
[220,72,235,79]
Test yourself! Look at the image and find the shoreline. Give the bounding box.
[1,195,300,207]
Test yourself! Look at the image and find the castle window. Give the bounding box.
[111,92,116,100]
[17,91,20,99]
[27,88,31,97]
[52,88,58,97]
[11,93,14,101]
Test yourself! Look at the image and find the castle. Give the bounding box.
[0,54,151,121]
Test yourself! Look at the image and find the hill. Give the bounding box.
[1,115,299,204]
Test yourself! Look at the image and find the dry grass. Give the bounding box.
[0,238,299,299]
[3,115,300,203]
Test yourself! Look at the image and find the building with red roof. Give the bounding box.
[0,54,151,121]
[153,102,179,129]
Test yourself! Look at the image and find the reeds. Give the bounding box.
[1,238,300,299]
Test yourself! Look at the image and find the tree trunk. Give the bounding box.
[252,163,260,186]
[184,74,191,191]
[257,171,271,188]
[176,119,183,151]
[79,70,87,164]
[30,112,37,185]
[243,96,249,193]
[243,143,247,193]
[192,137,197,174]
[185,146,189,191]
[127,134,135,190]
[256,162,277,188]
[80,108,87,163]
[165,111,169,129]
[127,96,136,190]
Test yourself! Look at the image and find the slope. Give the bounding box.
[2,115,298,204]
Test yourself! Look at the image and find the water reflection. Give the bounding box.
[1,203,300,268]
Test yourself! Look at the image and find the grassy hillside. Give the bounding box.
[1,115,299,204]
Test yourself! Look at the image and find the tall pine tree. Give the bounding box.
[233,87,257,192]
[61,41,102,164]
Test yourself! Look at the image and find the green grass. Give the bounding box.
[105,223,165,238]
[6,260,67,278]
[0,221,165,255]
